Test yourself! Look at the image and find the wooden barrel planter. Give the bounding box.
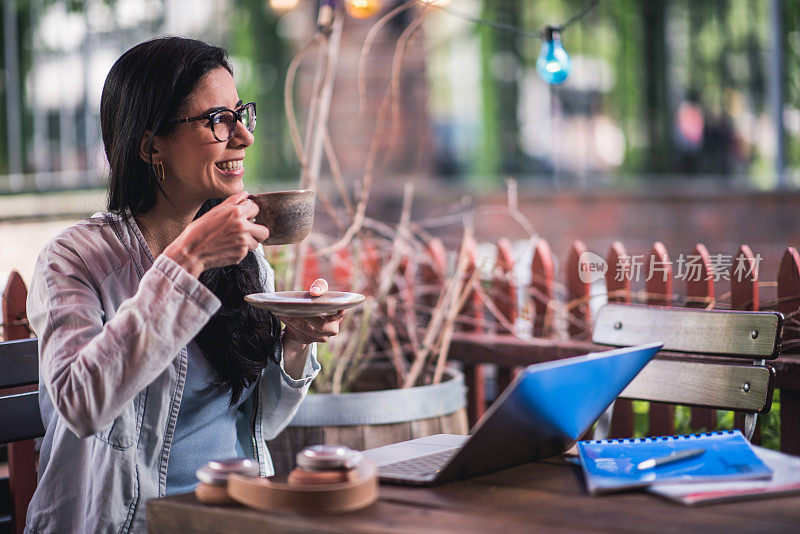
[266,365,468,474]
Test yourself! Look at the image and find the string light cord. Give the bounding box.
[419,0,544,40]
[417,0,599,39]
[558,0,599,30]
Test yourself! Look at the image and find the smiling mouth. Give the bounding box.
[216,160,243,171]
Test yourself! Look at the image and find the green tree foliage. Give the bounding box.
[229,0,299,185]
[784,0,800,169]
[0,0,33,175]
[474,0,792,180]
[476,0,525,183]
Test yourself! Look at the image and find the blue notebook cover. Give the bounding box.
[577,430,773,495]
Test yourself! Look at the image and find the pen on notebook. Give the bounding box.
[636,448,706,470]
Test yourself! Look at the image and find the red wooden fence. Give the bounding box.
[455,238,800,454]
[284,236,800,455]
[294,237,800,455]
[6,237,800,459]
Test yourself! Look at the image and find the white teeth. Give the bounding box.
[218,160,243,171]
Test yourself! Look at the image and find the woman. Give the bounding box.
[24,37,342,533]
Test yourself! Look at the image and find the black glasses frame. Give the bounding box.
[169,101,256,142]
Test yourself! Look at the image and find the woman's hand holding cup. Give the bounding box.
[164,191,269,277]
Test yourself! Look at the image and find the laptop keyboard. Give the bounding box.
[378,448,460,478]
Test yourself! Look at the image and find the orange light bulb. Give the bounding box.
[345,0,382,19]
[269,0,299,12]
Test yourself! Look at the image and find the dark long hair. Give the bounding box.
[101,37,280,404]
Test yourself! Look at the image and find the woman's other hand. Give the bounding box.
[279,279,344,345]
[163,192,269,277]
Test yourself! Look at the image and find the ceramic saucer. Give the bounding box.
[244,291,366,317]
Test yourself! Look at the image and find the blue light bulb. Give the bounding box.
[536,26,571,85]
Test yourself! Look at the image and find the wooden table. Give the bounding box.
[147,457,800,533]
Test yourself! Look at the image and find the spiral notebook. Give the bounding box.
[577,430,773,495]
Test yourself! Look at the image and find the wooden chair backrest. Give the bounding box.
[0,338,43,444]
[592,304,780,414]
[593,304,782,359]
[1,269,41,534]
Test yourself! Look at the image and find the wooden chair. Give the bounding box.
[592,303,781,440]
[1,270,40,534]
[0,338,43,534]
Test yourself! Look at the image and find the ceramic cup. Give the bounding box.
[248,189,315,246]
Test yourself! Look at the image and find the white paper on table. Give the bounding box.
[648,445,800,505]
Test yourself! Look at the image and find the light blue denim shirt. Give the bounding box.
[24,210,319,534]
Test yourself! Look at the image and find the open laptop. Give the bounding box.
[362,342,663,485]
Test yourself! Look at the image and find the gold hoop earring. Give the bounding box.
[155,161,165,183]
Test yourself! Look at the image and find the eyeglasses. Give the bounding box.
[170,101,256,142]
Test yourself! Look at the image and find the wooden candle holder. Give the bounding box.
[227,460,378,514]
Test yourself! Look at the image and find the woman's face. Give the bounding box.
[155,67,254,205]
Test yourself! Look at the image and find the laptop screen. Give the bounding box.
[436,342,663,482]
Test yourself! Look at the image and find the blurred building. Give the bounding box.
[0,0,797,193]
